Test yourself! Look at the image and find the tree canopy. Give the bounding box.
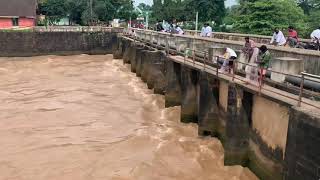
[233,0,306,35]
[39,0,136,25]
[151,0,226,25]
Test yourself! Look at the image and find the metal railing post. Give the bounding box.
[216,56,219,76]
[298,72,305,107]
[166,36,169,55]
[193,50,195,66]
[259,67,263,95]
[203,52,206,71]
[184,47,187,65]
[232,60,236,81]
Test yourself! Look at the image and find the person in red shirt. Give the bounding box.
[286,26,299,47]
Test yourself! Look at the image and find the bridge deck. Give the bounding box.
[169,55,320,111]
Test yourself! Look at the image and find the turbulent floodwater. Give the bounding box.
[0,55,258,180]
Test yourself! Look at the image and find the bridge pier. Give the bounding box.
[131,45,145,73]
[135,49,147,77]
[123,43,135,64]
[197,72,222,137]
[180,66,199,123]
[141,50,156,83]
[223,83,251,166]
[112,36,126,59]
[165,60,182,108]
[145,51,165,91]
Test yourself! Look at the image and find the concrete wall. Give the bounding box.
[0,18,12,28]
[0,31,117,56]
[116,36,320,180]
[18,18,35,27]
[252,96,289,155]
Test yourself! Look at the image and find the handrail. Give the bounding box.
[183,30,311,43]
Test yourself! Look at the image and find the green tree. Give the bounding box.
[65,0,87,25]
[185,0,226,25]
[40,0,68,24]
[234,0,306,36]
[138,3,152,11]
[297,0,320,15]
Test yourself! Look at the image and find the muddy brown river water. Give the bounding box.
[0,55,258,180]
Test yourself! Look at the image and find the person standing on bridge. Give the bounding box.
[242,37,259,63]
[200,23,213,37]
[270,28,286,46]
[219,47,237,74]
[257,45,272,85]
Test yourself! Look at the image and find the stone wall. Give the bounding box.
[0,31,117,57]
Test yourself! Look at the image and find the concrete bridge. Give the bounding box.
[114,32,320,180]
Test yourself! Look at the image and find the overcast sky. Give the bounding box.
[134,0,237,7]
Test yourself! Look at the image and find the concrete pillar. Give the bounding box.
[136,49,148,77]
[223,83,251,166]
[112,35,122,59]
[198,72,222,137]
[180,66,198,123]
[271,57,304,83]
[111,33,118,52]
[141,50,156,83]
[122,39,131,63]
[131,45,145,73]
[145,51,166,92]
[165,60,182,107]
[123,44,134,64]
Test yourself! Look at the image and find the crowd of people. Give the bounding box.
[155,21,213,37]
[266,26,320,50]
[218,37,271,85]
[154,20,320,50]
[151,21,320,85]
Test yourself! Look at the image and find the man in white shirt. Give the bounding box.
[270,29,286,46]
[310,27,320,43]
[200,23,213,37]
[219,47,237,73]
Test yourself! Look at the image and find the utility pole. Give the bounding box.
[90,0,93,25]
[146,12,149,30]
[195,11,199,35]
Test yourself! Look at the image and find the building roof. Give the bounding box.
[0,0,37,17]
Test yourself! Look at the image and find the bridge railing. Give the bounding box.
[125,28,320,109]
[131,28,320,75]
[183,30,311,44]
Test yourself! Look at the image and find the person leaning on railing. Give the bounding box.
[257,45,272,85]
[242,37,258,63]
[218,47,237,74]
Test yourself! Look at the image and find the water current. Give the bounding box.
[0,55,258,180]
